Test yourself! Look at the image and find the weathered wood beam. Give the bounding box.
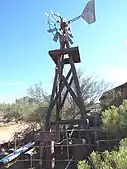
[45,69,72,130]
[62,76,80,109]
[61,76,73,109]
[51,119,86,125]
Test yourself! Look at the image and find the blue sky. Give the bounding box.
[0,0,127,103]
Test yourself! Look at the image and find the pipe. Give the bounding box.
[0,142,35,166]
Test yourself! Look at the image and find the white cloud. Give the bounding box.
[96,67,127,86]
[0,82,23,86]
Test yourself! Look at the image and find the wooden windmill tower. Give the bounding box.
[45,0,96,131]
[43,1,96,169]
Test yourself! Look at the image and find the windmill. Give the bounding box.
[45,0,96,131]
[43,1,96,169]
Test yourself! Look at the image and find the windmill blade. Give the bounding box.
[50,10,61,23]
[53,32,60,42]
[54,12,61,20]
[54,12,62,23]
[57,12,60,17]
[46,20,56,36]
[49,16,56,23]
[50,10,54,15]
[45,12,56,23]
[46,21,55,26]
[45,12,50,17]
[47,27,57,33]
[50,10,57,20]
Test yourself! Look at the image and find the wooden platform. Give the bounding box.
[49,47,81,64]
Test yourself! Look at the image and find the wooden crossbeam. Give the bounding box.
[62,76,80,109]
[45,69,72,130]
[61,76,73,109]
[51,119,86,125]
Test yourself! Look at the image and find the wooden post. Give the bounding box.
[51,141,55,169]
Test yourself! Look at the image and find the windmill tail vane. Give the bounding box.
[45,0,96,45]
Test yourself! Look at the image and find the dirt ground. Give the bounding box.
[0,122,29,144]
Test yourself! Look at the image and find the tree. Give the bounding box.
[62,70,111,119]
[78,71,111,104]
[0,83,50,126]
[27,82,50,104]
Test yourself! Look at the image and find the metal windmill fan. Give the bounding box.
[45,0,96,45]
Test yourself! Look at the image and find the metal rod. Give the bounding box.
[96,138,121,142]
[14,135,16,151]
[66,131,69,161]
[34,128,101,133]
[33,143,96,148]
[68,15,82,24]
[65,156,74,169]
[9,159,86,162]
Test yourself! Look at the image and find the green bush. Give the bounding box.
[78,161,91,169]
[78,137,127,169]
[101,99,127,132]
